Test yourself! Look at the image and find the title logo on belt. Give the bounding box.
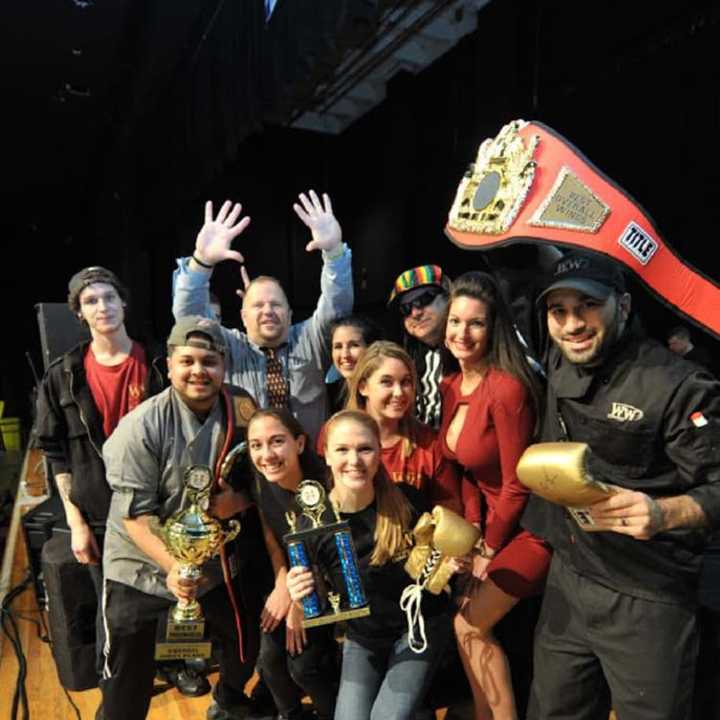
[618,222,658,265]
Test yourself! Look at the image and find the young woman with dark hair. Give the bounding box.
[288,410,454,720]
[247,408,338,720]
[440,271,550,720]
[327,315,383,413]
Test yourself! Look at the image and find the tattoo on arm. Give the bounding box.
[656,494,708,532]
[56,473,72,503]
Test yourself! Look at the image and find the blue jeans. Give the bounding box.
[334,613,452,720]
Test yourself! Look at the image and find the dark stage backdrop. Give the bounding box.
[5,0,720,429]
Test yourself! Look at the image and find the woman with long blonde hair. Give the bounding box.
[320,340,461,513]
[288,410,454,720]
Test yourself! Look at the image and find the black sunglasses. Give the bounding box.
[399,289,442,317]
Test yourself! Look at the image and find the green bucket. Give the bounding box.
[0,417,21,451]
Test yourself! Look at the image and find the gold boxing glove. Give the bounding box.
[516,442,615,507]
[516,442,618,528]
[404,506,481,595]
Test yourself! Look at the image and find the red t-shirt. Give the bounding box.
[84,342,149,438]
[316,420,462,513]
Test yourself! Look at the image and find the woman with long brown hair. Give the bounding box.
[440,271,550,720]
[247,408,338,720]
[320,340,461,513]
[288,410,454,720]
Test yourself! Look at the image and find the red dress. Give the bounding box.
[440,368,550,598]
[316,421,462,513]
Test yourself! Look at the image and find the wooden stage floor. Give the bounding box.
[0,449,224,720]
[0,503,223,720]
[0,450,462,720]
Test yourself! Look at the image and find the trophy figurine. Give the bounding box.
[154,464,241,660]
[284,480,370,628]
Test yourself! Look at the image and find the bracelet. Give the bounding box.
[192,254,213,269]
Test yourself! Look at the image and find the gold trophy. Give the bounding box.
[154,464,241,660]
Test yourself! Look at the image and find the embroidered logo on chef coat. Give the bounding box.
[607,402,644,422]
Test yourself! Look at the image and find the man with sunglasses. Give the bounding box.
[388,265,451,428]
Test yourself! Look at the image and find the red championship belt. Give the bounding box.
[445,120,720,339]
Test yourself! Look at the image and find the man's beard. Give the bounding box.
[557,309,626,367]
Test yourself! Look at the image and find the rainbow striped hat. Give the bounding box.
[388,264,447,305]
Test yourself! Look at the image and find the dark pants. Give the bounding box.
[100,579,260,720]
[693,540,720,719]
[528,555,698,720]
[87,560,105,677]
[259,621,338,719]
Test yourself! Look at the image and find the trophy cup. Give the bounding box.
[284,480,370,628]
[154,464,241,660]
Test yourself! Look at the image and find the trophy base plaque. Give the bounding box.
[154,614,212,661]
[302,604,371,629]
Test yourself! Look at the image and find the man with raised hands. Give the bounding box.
[172,191,353,442]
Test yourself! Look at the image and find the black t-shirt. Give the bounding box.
[315,484,451,644]
[252,474,306,546]
[326,378,348,415]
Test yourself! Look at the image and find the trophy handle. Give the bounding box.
[219,518,241,544]
[219,442,248,482]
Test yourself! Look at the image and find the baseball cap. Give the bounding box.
[388,264,448,306]
[167,316,227,355]
[67,266,126,312]
[537,251,626,305]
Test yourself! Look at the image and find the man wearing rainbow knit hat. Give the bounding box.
[388,264,451,428]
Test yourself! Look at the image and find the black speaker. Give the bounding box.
[41,533,99,691]
[35,303,90,371]
[21,494,62,607]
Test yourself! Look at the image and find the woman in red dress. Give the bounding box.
[440,272,550,720]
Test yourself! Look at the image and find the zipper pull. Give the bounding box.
[557,413,569,441]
